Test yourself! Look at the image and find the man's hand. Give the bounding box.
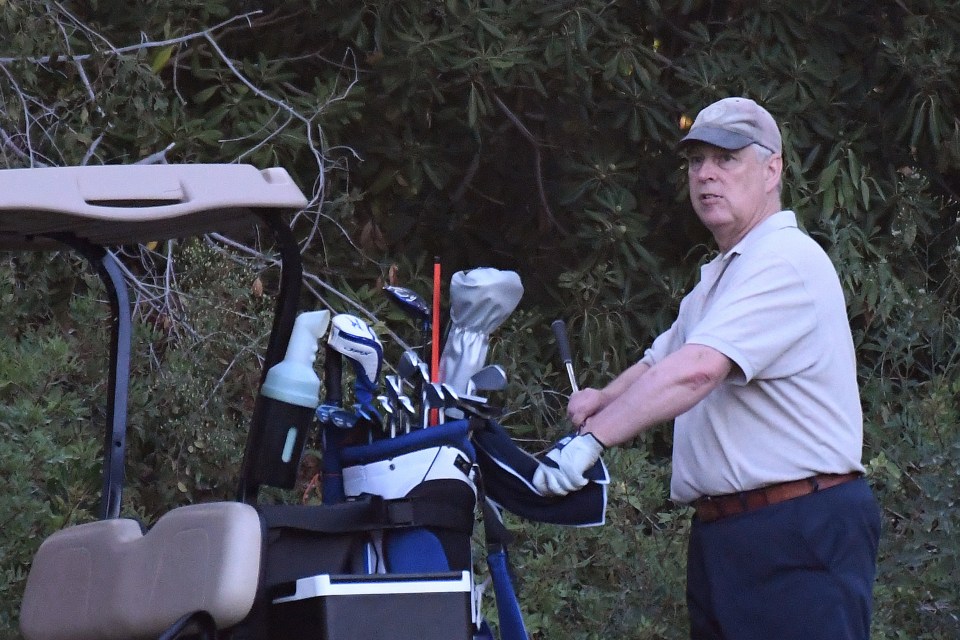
[532,433,606,496]
[568,387,605,427]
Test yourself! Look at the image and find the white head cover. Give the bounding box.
[327,313,383,387]
[439,268,523,393]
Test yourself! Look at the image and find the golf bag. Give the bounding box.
[254,416,582,640]
[247,419,482,640]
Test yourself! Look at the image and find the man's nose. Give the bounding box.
[692,159,717,180]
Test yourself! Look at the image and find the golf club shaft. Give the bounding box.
[551,319,579,393]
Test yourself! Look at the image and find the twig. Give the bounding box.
[493,94,565,234]
[0,12,265,65]
[135,143,175,165]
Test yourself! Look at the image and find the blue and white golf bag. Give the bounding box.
[340,421,478,576]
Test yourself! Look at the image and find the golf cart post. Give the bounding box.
[2,164,477,640]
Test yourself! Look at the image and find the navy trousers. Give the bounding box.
[686,478,881,640]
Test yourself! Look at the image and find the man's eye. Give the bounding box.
[716,153,738,168]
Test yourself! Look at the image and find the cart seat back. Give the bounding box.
[20,501,262,640]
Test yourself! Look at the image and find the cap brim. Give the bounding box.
[679,126,753,150]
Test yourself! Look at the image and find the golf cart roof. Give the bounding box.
[0,164,308,249]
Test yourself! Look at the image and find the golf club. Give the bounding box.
[376,395,396,438]
[551,319,579,393]
[398,349,431,429]
[384,284,432,355]
[328,313,385,435]
[468,364,508,395]
[424,383,448,424]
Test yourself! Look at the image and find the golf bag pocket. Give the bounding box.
[259,492,477,640]
[340,420,477,574]
[258,498,393,598]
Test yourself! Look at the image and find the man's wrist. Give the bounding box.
[578,420,608,450]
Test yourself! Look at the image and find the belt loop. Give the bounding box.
[808,476,821,492]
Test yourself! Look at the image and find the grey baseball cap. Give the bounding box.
[679,97,782,154]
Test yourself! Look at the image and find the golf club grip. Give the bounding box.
[551,319,573,364]
[552,319,580,393]
[324,345,343,406]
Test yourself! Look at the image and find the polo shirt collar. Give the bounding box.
[722,210,797,259]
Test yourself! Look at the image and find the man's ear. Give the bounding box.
[765,153,783,191]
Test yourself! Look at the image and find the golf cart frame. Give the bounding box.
[3,164,417,640]
[0,164,308,519]
[5,163,597,640]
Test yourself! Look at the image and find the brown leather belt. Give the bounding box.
[692,472,862,523]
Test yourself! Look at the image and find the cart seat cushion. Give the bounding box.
[20,501,262,640]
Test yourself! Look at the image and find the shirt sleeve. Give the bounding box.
[685,251,817,384]
[640,301,689,367]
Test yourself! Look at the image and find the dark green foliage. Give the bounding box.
[2,1,960,638]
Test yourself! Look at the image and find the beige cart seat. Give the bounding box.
[19,502,262,640]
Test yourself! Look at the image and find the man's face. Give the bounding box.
[684,143,782,250]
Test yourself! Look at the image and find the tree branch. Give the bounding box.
[493,93,566,234]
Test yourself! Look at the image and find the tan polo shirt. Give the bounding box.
[641,211,864,503]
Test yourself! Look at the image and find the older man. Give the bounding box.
[534,97,881,639]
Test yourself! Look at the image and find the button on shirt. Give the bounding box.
[640,211,865,503]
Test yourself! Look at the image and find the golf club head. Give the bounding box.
[454,392,501,420]
[440,383,460,402]
[397,395,416,433]
[397,395,416,417]
[397,350,431,428]
[397,349,426,381]
[468,364,508,394]
[386,374,404,398]
[377,394,396,438]
[425,382,458,424]
[376,395,395,416]
[384,285,431,325]
[424,382,444,404]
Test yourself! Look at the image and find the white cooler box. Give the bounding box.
[269,571,475,640]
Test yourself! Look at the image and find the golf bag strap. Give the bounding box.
[471,418,513,551]
[260,493,474,534]
[481,492,513,550]
[476,469,528,640]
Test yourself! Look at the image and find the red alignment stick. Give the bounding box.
[430,257,442,425]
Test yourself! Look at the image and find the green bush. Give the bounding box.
[3,1,960,638]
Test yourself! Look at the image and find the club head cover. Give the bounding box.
[328,314,384,394]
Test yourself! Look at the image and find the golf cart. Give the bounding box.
[3,163,607,640]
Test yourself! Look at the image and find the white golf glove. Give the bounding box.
[532,433,606,496]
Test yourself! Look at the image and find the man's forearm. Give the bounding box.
[597,360,651,406]
[583,344,731,447]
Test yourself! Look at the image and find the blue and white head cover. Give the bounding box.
[328,314,384,395]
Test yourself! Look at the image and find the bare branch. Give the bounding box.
[0,11,265,65]
[493,94,565,234]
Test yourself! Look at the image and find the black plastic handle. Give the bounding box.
[552,318,580,393]
[551,319,573,364]
[324,344,344,407]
